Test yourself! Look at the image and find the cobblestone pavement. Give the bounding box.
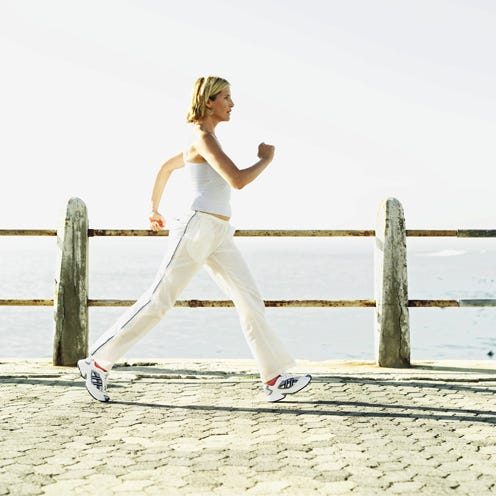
[1,359,495,495]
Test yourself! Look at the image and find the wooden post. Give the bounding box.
[53,198,89,366]
[374,198,411,367]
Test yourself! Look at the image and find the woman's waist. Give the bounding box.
[195,210,230,222]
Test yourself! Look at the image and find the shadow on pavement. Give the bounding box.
[3,376,495,424]
[109,399,496,425]
[412,364,496,375]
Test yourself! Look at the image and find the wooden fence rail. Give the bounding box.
[3,228,496,237]
[1,197,496,366]
[3,298,496,308]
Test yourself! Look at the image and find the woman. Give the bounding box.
[78,76,311,403]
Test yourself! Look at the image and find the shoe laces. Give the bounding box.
[278,375,299,389]
[90,370,107,392]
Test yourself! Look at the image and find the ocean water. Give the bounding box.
[1,235,495,361]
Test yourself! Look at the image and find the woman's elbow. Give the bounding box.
[235,180,248,190]
[230,175,245,190]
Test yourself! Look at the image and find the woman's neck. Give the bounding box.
[196,117,219,135]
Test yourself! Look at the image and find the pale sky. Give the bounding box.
[1,0,495,230]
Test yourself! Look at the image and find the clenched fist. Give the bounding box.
[149,212,165,231]
[258,142,275,161]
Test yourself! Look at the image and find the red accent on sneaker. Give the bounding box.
[94,361,108,372]
[266,375,280,386]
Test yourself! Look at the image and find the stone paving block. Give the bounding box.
[193,460,230,472]
[55,468,97,480]
[244,480,291,495]
[13,452,50,467]
[308,445,338,456]
[347,466,384,479]
[475,475,496,490]
[0,474,23,487]
[142,484,183,496]
[41,455,78,467]
[373,461,408,472]
[318,480,357,494]
[445,471,482,484]
[6,482,43,496]
[116,479,155,492]
[340,449,368,460]
[145,472,188,489]
[381,469,419,484]
[417,465,454,479]
[437,460,473,474]
[277,475,321,490]
[212,476,254,493]
[459,452,491,464]
[248,455,284,472]
[475,461,496,476]
[311,460,348,472]
[280,448,315,459]
[90,474,125,489]
[388,481,424,493]
[414,475,461,492]
[480,445,496,456]
[278,488,319,496]
[348,475,390,490]
[33,463,66,476]
[455,480,496,494]
[314,469,351,482]
[7,463,37,476]
[13,472,53,488]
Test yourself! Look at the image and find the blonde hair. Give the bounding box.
[186,76,230,123]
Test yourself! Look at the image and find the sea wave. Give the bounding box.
[422,249,467,257]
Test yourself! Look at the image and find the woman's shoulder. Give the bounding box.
[185,128,208,163]
[185,125,223,163]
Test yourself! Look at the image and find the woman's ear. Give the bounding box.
[205,98,214,115]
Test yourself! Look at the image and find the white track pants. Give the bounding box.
[90,211,295,382]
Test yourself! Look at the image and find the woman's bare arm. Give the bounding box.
[149,152,184,230]
[195,132,275,190]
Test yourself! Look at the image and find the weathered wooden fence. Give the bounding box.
[2,197,496,367]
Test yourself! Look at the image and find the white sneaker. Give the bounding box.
[77,357,110,402]
[264,373,312,402]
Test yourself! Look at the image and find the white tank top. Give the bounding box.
[185,158,232,218]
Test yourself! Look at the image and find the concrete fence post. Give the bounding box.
[53,198,89,366]
[374,198,411,367]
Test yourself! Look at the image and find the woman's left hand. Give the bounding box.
[149,212,165,231]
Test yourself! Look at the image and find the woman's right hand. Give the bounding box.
[149,211,165,231]
[258,142,275,162]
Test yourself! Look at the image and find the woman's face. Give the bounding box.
[207,87,234,122]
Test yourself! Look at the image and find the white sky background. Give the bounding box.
[0,0,495,229]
